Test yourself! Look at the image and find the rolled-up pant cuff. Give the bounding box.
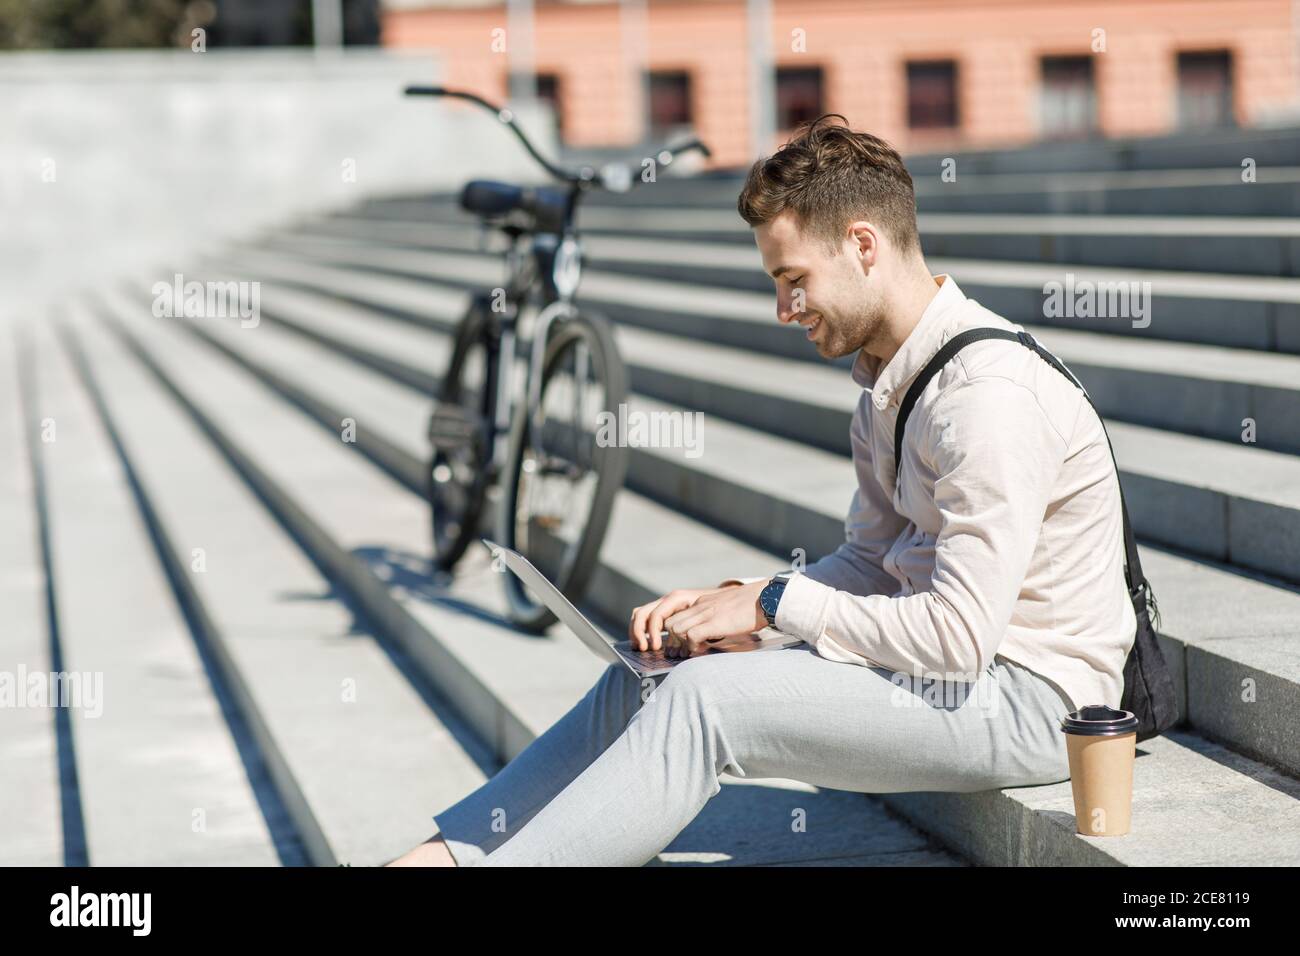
[431,812,489,867]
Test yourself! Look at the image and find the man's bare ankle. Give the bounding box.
[385,834,458,867]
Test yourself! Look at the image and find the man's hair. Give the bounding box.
[737,114,920,257]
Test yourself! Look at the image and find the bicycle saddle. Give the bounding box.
[459,179,568,234]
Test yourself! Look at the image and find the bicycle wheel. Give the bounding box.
[427,296,499,572]
[498,310,629,632]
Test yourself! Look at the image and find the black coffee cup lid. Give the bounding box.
[1060,704,1139,736]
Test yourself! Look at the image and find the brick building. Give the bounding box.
[383,0,1300,166]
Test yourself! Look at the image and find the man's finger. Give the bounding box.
[684,617,733,643]
[647,592,696,650]
[671,606,724,656]
[633,601,666,650]
[665,607,706,639]
[629,600,644,647]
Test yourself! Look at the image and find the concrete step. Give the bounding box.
[279,218,1300,355]
[1,326,65,865]
[195,265,1300,782]
[94,288,956,867]
[243,232,1300,454]
[891,730,1300,866]
[207,253,1300,587]
[903,125,1300,176]
[913,167,1300,217]
[99,284,1300,866]
[914,213,1300,278]
[20,316,279,866]
[67,304,498,868]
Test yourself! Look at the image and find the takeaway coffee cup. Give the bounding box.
[1059,705,1139,837]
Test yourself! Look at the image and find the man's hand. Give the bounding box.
[628,581,768,657]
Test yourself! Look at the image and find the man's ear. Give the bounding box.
[849,221,879,264]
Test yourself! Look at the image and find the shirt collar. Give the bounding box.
[850,273,966,410]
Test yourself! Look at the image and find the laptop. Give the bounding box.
[482,538,806,678]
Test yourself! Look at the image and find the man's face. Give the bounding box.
[754,209,885,359]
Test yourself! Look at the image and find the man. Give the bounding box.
[633,115,1135,714]
[388,114,1133,867]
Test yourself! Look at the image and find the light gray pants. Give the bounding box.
[431,645,1075,866]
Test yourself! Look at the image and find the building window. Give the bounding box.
[906,60,958,129]
[1039,55,1097,139]
[535,72,563,142]
[648,70,692,134]
[1177,50,1234,129]
[775,66,825,129]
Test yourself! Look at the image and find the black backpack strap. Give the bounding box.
[892,328,1026,479]
[891,328,1150,607]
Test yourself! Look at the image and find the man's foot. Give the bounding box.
[384,834,459,867]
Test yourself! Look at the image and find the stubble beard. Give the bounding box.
[821,301,887,361]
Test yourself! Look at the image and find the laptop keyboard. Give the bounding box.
[620,644,686,668]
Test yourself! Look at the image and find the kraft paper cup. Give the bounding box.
[1060,705,1139,837]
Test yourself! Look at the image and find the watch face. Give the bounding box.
[761,582,784,623]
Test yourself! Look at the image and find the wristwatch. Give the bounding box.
[759,571,795,628]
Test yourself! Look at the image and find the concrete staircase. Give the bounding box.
[7,126,1300,866]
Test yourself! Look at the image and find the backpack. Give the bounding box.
[892,327,1179,743]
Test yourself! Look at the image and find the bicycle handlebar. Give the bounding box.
[404,85,574,183]
[404,84,711,191]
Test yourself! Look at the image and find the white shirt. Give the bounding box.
[723,274,1135,714]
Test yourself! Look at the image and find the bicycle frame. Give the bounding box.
[485,230,583,476]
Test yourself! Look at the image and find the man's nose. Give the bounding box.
[776,291,798,324]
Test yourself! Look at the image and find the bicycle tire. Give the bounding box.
[427,296,498,572]
[497,309,629,632]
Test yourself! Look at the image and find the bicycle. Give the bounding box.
[404,85,712,632]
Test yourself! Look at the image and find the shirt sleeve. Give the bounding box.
[797,392,911,597]
[718,394,908,594]
[773,376,1067,680]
